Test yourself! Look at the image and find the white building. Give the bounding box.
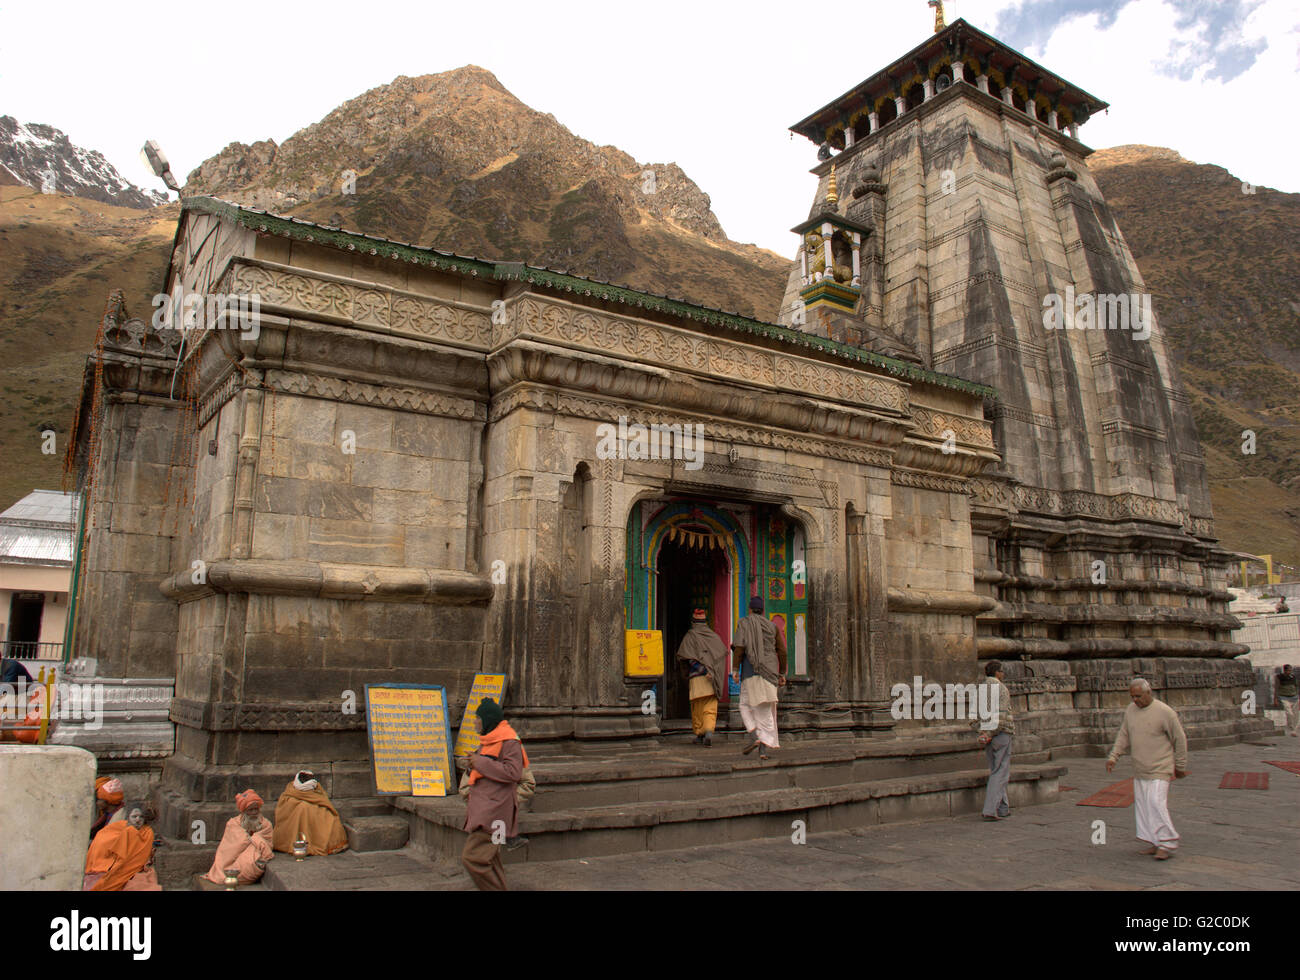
[0,490,79,662]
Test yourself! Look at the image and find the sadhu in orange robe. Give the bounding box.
[205,816,274,885]
[83,822,161,891]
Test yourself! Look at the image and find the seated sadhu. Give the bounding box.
[84,802,162,891]
[272,771,348,856]
[205,789,274,885]
[90,777,126,840]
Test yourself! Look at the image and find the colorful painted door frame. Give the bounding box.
[625,498,810,688]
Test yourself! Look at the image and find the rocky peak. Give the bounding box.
[183,65,729,243]
[0,116,165,209]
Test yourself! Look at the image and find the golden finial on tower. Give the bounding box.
[826,164,839,208]
[928,0,946,32]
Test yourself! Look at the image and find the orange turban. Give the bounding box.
[96,777,124,805]
[235,789,263,812]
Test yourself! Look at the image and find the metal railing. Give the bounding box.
[0,641,63,659]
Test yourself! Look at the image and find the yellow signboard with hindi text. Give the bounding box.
[364,684,453,796]
[625,630,663,677]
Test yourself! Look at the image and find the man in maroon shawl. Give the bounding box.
[674,608,729,747]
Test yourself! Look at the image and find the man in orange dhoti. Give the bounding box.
[674,608,729,746]
[272,771,348,856]
[205,789,274,885]
[84,803,162,891]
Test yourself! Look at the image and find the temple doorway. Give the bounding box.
[656,539,731,721]
[626,497,811,729]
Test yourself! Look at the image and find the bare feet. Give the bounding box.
[742,740,761,756]
[1139,846,1158,855]
[1153,848,1174,860]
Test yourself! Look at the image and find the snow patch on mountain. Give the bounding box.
[0,116,166,208]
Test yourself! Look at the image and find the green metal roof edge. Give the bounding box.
[180,197,996,399]
[183,196,496,278]
[495,264,997,398]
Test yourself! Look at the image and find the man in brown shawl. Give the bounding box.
[674,607,729,746]
[272,770,349,856]
[731,595,787,760]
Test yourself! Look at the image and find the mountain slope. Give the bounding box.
[1091,144,1300,572]
[184,66,788,320]
[0,186,175,508]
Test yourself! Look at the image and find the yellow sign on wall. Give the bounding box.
[410,769,447,797]
[454,673,508,757]
[625,630,664,677]
[364,684,452,796]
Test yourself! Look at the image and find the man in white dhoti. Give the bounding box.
[731,595,787,761]
[1106,678,1188,860]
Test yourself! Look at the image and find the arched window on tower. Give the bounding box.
[876,98,898,129]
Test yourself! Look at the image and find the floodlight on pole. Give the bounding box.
[139,140,180,193]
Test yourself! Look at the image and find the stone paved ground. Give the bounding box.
[271,739,1300,891]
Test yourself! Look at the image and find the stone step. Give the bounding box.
[336,798,394,819]
[263,846,457,891]
[152,786,389,841]
[345,815,409,852]
[152,839,218,891]
[514,731,1023,813]
[398,763,1064,863]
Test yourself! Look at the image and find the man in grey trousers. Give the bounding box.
[977,660,1015,821]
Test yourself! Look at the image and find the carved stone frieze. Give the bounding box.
[987,403,1057,429]
[264,369,484,421]
[934,332,1046,364]
[229,260,492,348]
[891,469,971,494]
[910,406,996,448]
[969,478,1197,529]
[171,697,365,731]
[542,389,898,468]
[197,368,243,427]
[928,270,1039,303]
[968,477,1015,508]
[504,296,912,415]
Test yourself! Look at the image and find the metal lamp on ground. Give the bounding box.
[223,868,238,890]
[293,837,308,860]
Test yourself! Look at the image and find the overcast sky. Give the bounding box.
[1,0,1296,255]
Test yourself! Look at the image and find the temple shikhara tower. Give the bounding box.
[780,17,1251,716]
[62,16,1266,834]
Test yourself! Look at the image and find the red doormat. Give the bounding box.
[1264,761,1300,776]
[1219,772,1269,790]
[1076,779,1134,807]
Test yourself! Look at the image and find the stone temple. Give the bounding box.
[62,17,1267,837]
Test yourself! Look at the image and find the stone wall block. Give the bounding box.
[0,746,96,889]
